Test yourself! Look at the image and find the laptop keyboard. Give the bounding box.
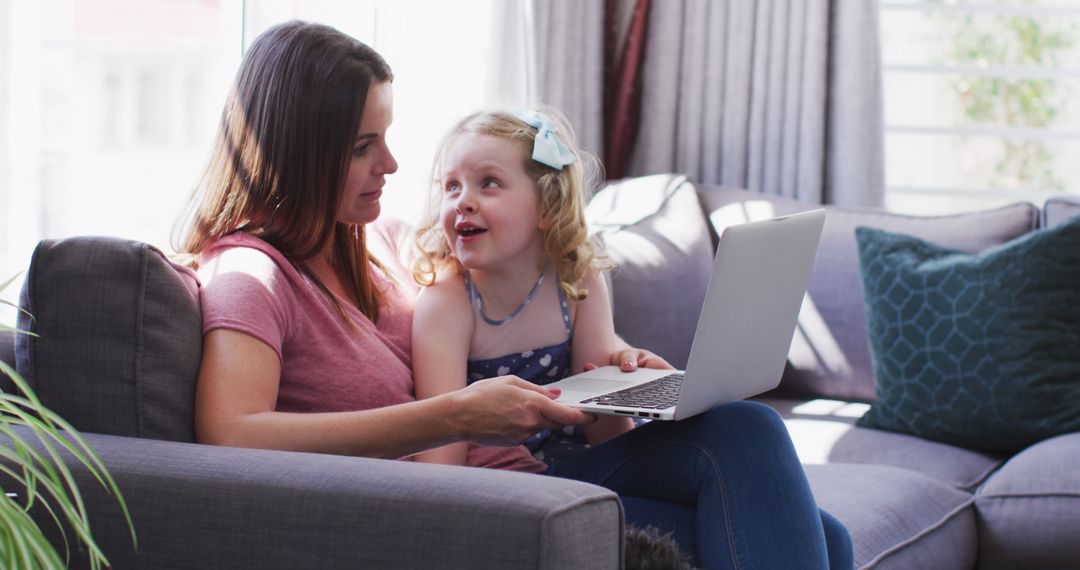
[580,373,683,409]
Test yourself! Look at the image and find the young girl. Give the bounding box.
[411,109,635,470]
[411,109,853,568]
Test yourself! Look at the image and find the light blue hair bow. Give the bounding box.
[513,110,577,170]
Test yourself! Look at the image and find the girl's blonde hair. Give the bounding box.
[412,109,611,301]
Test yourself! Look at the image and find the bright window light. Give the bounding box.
[880,1,1080,214]
[0,0,513,325]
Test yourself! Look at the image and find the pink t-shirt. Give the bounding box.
[198,221,545,473]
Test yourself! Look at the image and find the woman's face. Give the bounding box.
[339,81,398,226]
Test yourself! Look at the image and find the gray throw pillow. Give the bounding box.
[15,237,201,442]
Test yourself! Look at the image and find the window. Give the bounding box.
[0,0,511,324]
[0,0,243,317]
[880,1,1080,214]
[243,0,508,228]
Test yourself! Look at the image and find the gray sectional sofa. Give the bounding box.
[2,174,1078,568]
[590,175,1080,569]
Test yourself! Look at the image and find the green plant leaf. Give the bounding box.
[0,326,36,338]
[0,435,108,565]
[0,273,22,294]
[0,346,135,566]
[0,459,72,563]
[0,490,67,569]
[0,299,36,326]
[0,391,136,547]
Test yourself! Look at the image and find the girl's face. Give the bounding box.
[439,132,546,274]
[339,82,398,226]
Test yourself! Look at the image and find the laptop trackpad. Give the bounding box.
[560,378,626,396]
[554,379,638,405]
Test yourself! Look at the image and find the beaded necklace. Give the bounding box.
[465,268,546,326]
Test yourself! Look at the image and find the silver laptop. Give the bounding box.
[547,208,826,421]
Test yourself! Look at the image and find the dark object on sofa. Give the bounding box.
[623,526,693,570]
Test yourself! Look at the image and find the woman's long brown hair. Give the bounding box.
[177,21,393,323]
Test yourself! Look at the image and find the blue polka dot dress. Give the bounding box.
[463,270,589,469]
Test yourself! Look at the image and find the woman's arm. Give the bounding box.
[410,278,472,465]
[569,272,635,445]
[195,328,595,458]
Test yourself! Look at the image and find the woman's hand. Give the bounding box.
[448,376,597,446]
[584,347,675,373]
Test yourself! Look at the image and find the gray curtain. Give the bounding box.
[627,0,884,206]
[529,0,605,158]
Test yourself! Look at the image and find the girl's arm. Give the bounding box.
[195,329,593,459]
[608,336,674,371]
[570,271,635,445]
[410,277,473,465]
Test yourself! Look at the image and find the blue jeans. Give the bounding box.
[548,401,854,569]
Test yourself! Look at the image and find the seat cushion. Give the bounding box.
[975,432,1080,569]
[697,185,1039,403]
[854,220,1080,454]
[805,463,976,570]
[586,175,714,369]
[15,237,201,441]
[760,397,1003,491]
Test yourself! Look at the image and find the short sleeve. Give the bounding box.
[199,246,292,362]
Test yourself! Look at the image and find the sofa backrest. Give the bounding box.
[1044,196,1080,228]
[586,175,716,369]
[696,185,1039,402]
[15,237,201,442]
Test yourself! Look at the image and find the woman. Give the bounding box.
[180,20,852,568]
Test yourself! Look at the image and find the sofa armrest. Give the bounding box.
[19,431,623,569]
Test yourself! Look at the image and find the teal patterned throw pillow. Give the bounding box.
[855,218,1080,454]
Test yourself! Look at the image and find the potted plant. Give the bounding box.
[0,274,135,569]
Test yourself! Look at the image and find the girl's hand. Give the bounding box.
[584,347,674,373]
[448,376,597,446]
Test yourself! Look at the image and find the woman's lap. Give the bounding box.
[621,497,853,570]
[547,401,851,569]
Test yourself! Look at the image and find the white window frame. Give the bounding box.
[880,1,1080,209]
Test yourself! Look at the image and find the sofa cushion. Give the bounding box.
[15,237,201,441]
[855,221,1080,454]
[697,185,1039,402]
[586,175,714,369]
[1044,195,1080,228]
[760,397,1003,491]
[805,463,976,570]
[975,431,1080,569]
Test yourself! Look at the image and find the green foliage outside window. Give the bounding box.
[944,6,1076,191]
